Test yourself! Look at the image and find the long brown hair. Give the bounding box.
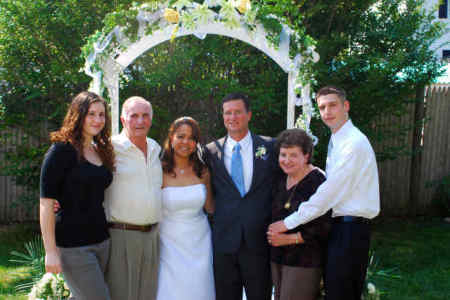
[50,91,115,171]
[161,117,205,178]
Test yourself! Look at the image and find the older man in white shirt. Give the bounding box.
[105,96,162,300]
[269,86,380,300]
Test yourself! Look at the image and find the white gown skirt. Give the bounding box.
[157,184,215,300]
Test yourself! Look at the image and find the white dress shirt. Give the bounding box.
[284,120,380,230]
[104,132,163,225]
[224,131,253,194]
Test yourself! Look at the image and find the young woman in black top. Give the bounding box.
[267,129,331,300]
[40,91,115,300]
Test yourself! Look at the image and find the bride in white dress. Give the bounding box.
[157,117,215,300]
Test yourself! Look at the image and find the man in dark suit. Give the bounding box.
[205,93,275,300]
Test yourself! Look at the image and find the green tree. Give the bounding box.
[0,0,141,212]
[258,0,445,166]
[119,35,287,144]
[0,0,143,131]
[0,0,445,216]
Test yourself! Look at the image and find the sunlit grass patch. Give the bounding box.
[0,223,39,300]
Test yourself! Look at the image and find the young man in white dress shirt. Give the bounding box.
[104,96,163,300]
[269,86,380,299]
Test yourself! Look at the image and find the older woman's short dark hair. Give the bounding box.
[276,129,313,164]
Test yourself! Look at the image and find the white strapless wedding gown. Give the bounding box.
[156,184,215,300]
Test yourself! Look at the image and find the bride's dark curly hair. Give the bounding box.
[50,91,115,171]
[161,117,206,178]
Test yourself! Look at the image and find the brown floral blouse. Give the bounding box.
[271,169,331,268]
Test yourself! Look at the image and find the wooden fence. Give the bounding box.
[375,102,416,214]
[0,85,449,221]
[376,84,450,215]
[417,85,450,212]
[0,127,40,222]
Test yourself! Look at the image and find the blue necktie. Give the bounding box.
[231,143,245,197]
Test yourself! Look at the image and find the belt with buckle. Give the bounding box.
[108,222,157,232]
[333,216,370,224]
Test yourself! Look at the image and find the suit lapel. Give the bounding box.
[249,133,265,194]
[217,136,228,163]
[214,136,236,187]
[214,136,226,162]
[214,134,269,196]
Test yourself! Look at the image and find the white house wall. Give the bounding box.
[425,0,450,60]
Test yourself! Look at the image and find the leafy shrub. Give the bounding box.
[9,236,45,293]
[429,174,450,216]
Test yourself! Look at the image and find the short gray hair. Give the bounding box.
[121,96,153,119]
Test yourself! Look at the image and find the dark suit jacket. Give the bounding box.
[205,133,275,254]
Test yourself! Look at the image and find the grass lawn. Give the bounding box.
[370,217,450,299]
[0,218,449,299]
[0,223,38,300]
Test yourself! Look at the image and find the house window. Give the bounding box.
[439,0,448,19]
[443,50,450,61]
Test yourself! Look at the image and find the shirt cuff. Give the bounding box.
[284,212,302,230]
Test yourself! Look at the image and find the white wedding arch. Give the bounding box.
[82,0,319,141]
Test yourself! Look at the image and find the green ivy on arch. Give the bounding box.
[81,0,320,142]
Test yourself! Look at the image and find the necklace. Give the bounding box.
[176,166,189,175]
[284,167,313,209]
[284,182,299,210]
[175,162,191,175]
[286,176,299,190]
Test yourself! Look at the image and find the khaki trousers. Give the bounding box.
[106,227,159,300]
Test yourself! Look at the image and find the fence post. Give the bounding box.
[409,85,426,216]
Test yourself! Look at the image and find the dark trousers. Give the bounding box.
[214,240,271,300]
[324,221,370,300]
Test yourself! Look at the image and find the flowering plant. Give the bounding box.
[362,252,400,300]
[164,8,180,23]
[83,0,319,87]
[362,282,381,300]
[236,0,250,14]
[28,273,71,300]
[255,146,267,160]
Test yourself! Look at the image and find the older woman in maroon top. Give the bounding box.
[267,129,331,300]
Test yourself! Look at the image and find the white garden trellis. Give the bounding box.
[83,0,319,142]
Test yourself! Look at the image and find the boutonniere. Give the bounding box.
[255,146,268,160]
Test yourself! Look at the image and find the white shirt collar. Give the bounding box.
[114,131,134,149]
[114,130,159,154]
[226,131,252,151]
[330,119,353,147]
